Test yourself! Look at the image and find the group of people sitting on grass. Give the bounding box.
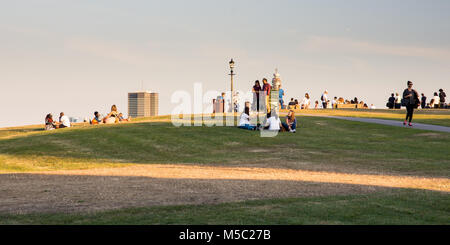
[90,105,131,125]
[44,112,71,130]
[238,106,297,133]
[285,92,371,110]
[287,93,311,110]
[44,105,131,130]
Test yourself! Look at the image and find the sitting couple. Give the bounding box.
[45,112,71,130]
[91,105,131,125]
[238,108,297,133]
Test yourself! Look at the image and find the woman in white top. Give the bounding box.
[300,93,310,109]
[238,107,256,130]
[394,93,402,109]
[431,92,440,108]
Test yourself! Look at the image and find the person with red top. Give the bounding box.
[45,114,58,130]
[262,78,271,95]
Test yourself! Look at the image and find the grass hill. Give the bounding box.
[0,112,449,224]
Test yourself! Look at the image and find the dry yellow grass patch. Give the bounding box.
[37,164,450,192]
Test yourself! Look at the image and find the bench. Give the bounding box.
[336,104,365,109]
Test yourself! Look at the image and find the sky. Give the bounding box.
[1,0,450,127]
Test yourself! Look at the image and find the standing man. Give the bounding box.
[421,93,427,109]
[321,90,328,109]
[439,89,446,108]
[394,93,402,109]
[278,84,285,109]
[233,91,240,112]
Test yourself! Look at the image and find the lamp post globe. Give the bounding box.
[229,59,235,69]
[228,58,236,113]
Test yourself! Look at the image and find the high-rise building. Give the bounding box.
[128,91,159,118]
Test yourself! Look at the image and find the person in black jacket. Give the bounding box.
[403,81,420,126]
[387,93,395,109]
[421,93,427,109]
[439,89,446,108]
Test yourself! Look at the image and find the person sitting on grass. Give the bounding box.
[103,105,119,124]
[300,93,310,109]
[314,100,319,109]
[387,93,395,109]
[238,107,257,130]
[58,112,71,128]
[118,113,132,122]
[294,99,300,109]
[45,114,58,130]
[91,111,103,125]
[287,98,295,110]
[263,111,282,131]
[281,110,297,133]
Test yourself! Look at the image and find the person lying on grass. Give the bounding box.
[238,107,257,130]
[118,113,132,122]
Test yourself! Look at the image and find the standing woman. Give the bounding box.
[402,81,420,126]
[252,80,262,111]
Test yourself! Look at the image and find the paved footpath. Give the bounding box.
[325,116,450,133]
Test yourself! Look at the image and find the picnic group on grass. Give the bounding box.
[45,104,131,130]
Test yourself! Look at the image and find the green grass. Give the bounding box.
[0,115,449,225]
[1,189,448,225]
[1,116,449,177]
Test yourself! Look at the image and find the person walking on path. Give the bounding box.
[402,81,420,126]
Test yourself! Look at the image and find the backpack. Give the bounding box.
[321,95,324,101]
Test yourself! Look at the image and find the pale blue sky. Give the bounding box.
[1,0,450,127]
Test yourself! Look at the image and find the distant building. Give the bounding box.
[128,91,159,118]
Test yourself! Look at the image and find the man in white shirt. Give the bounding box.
[331,97,337,109]
[264,112,281,131]
[321,90,328,109]
[59,112,71,128]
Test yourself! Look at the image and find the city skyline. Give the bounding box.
[1,0,450,127]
